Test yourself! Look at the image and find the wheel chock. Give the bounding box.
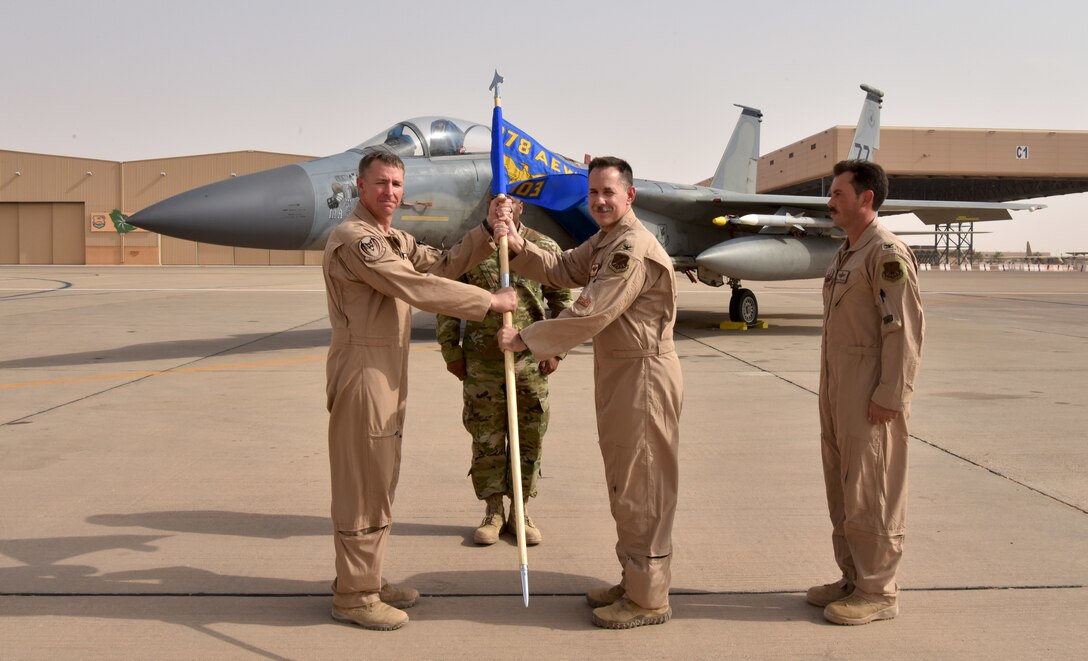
[718,319,769,330]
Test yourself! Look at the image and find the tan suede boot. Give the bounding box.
[379,581,419,609]
[823,591,898,625]
[591,597,672,629]
[331,601,409,631]
[806,579,853,607]
[473,495,505,545]
[586,584,625,608]
[506,499,541,545]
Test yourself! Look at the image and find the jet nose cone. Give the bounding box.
[128,165,317,250]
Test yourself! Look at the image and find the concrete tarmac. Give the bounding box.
[1,266,1086,659]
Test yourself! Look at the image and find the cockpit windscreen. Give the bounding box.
[355,117,490,158]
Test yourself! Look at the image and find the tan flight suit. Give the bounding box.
[819,220,924,598]
[323,203,495,609]
[510,209,683,609]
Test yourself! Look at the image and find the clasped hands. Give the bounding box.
[488,196,551,362]
[488,196,525,254]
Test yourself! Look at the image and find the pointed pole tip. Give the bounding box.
[521,564,529,608]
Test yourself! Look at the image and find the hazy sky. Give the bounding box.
[3,0,1085,254]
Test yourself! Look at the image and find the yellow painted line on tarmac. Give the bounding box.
[0,346,437,389]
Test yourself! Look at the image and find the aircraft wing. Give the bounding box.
[881,199,1046,224]
[634,184,829,222]
[634,182,1045,228]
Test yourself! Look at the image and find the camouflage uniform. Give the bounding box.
[437,224,572,501]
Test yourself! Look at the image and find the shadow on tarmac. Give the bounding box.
[0,329,334,369]
[0,326,447,370]
[86,511,477,542]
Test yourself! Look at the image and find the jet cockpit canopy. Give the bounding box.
[355,116,491,158]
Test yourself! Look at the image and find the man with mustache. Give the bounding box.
[322,150,517,631]
[493,156,683,629]
[809,159,924,625]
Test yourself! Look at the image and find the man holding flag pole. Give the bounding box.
[321,147,517,631]
[489,89,683,626]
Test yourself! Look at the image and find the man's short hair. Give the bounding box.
[358,151,405,177]
[832,160,888,211]
[588,156,634,188]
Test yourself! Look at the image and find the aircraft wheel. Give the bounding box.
[729,288,759,324]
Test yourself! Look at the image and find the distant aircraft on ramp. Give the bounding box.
[129,85,1043,323]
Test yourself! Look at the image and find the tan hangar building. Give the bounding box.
[3,126,1088,265]
[1,149,315,266]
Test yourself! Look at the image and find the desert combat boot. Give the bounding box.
[506,499,542,545]
[806,579,854,607]
[591,596,672,629]
[474,494,505,545]
[586,584,626,608]
[331,601,409,631]
[823,591,898,625]
[380,581,419,609]
[329,579,420,610]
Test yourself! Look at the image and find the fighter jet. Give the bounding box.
[129,87,1043,323]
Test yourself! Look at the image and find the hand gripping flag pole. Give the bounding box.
[489,70,530,607]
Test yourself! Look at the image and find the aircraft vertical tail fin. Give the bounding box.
[711,104,762,193]
[849,84,883,161]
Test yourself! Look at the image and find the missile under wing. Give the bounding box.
[632,84,1042,322]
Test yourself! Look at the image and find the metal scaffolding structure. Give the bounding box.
[933,222,975,265]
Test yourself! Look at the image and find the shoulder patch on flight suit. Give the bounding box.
[608,251,633,279]
[359,235,386,262]
[880,257,907,283]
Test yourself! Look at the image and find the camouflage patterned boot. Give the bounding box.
[473,495,505,545]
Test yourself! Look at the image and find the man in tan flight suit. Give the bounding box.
[809,160,924,625]
[495,156,683,630]
[323,151,517,631]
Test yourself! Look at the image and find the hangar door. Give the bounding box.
[0,202,86,264]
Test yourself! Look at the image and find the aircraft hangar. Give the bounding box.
[0,149,316,266]
[754,126,1088,262]
[2,126,1088,265]
[759,125,1088,199]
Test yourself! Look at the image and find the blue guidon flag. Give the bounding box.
[491,109,588,211]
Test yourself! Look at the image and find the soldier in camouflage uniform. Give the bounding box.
[437,198,572,545]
